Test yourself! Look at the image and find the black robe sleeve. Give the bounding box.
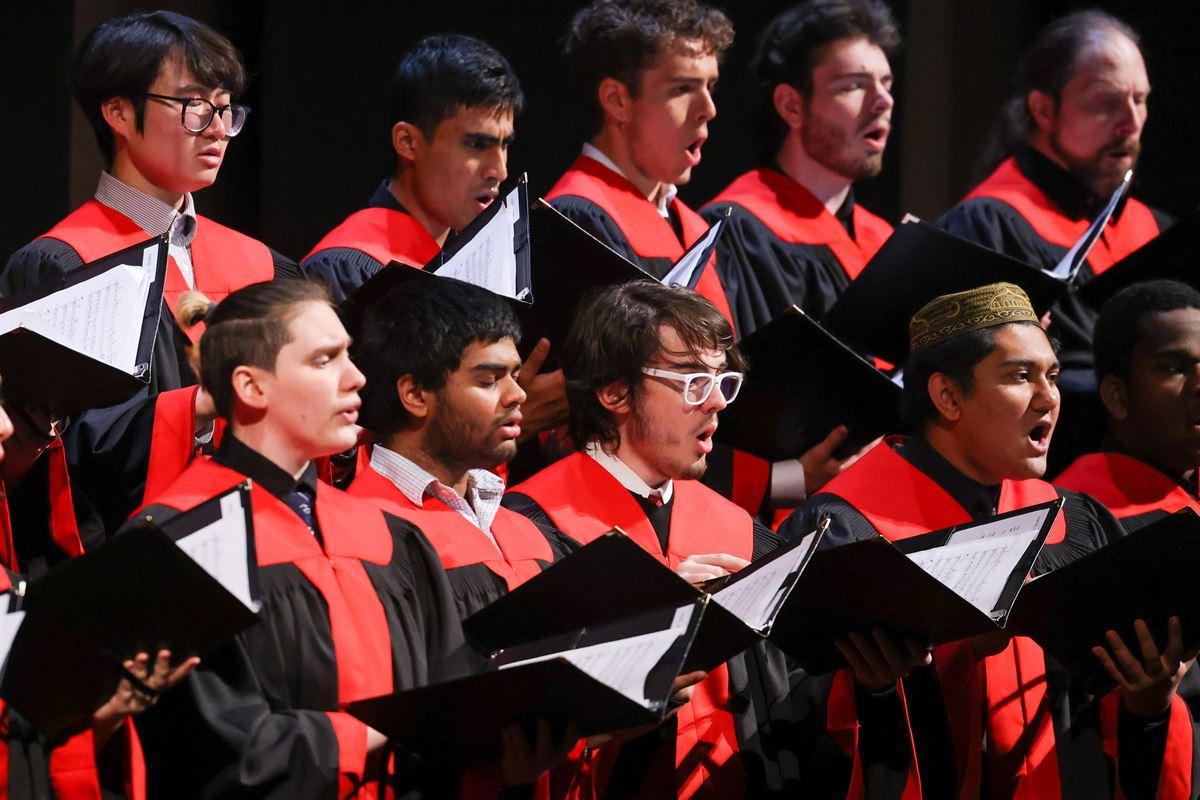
[1,237,85,299]
[269,248,301,280]
[299,247,386,303]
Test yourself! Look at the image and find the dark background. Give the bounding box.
[3,0,1196,265]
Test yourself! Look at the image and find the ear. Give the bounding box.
[927,372,964,423]
[1026,90,1057,135]
[100,96,137,142]
[230,365,268,412]
[597,379,633,416]
[597,76,634,127]
[772,83,806,131]
[396,374,431,422]
[1098,373,1130,421]
[391,121,423,166]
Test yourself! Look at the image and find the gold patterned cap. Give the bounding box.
[909,282,1038,353]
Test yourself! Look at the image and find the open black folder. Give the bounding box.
[1078,208,1200,307]
[775,499,1063,672]
[715,306,906,461]
[348,600,704,761]
[0,235,168,419]
[463,524,826,674]
[0,484,260,738]
[1008,507,1200,673]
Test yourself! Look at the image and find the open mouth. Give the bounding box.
[696,425,716,454]
[1027,422,1052,451]
[684,138,705,165]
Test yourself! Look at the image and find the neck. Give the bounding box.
[590,129,668,206]
[775,135,852,215]
[109,150,185,208]
[388,173,452,247]
[1110,428,1197,486]
[609,433,671,490]
[384,430,470,497]
[922,426,1004,487]
[1026,134,1074,177]
[229,422,311,481]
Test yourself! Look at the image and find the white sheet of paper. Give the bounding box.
[906,508,1049,615]
[499,604,694,707]
[662,219,723,288]
[0,594,26,670]
[712,529,818,631]
[172,491,258,612]
[1049,170,1131,281]
[0,253,155,372]
[436,185,522,298]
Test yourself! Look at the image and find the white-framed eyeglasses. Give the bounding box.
[641,367,744,406]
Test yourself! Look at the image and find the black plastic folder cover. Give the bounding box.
[0,484,260,738]
[0,235,168,419]
[348,600,704,760]
[1078,208,1200,306]
[715,306,905,461]
[462,524,826,674]
[775,499,1063,672]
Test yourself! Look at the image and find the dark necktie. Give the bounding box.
[283,485,317,535]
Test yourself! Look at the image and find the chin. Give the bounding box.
[491,441,519,465]
[678,456,707,481]
[1015,455,1048,480]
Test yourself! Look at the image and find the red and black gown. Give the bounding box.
[781,436,1177,799]
[545,157,771,517]
[700,168,892,338]
[503,451,895,799]
[300,181,443,302]
[131,434,471,799]
[1057,450,1200,797]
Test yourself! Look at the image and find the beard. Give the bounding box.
[801,112,884,181]
[627,400,709,481]
[426,393,515,475]
[1051,132,1141,198]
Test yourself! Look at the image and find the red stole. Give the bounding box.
[304,206,441,269]
[1055,452,1200,520]
[546,155,737,335]
[964,157,1161,275]
[40,199,274,342]
[347,463,551,591]
[819,439,1066,799]
[511,451,752,799]
[706,168,893,280]
[145,457,396,798]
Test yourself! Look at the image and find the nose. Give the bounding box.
[506,374,527,408]
[699,381,728,414]
[873,80,895,116]
[697,86,717,123]
[1033,375,1060,414]
[483,145,507,184]
[0,406,12,448]
[1117,95,1145,139]
[345,361,366,394]
[201,109,226,140]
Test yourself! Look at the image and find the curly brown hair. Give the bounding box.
[564,0,734,136]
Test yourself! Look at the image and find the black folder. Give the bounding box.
[1009,508,1200,672]
[347,600,704,762]
[774,499,1063,673]
[0,235,168,419]
[463,524,825,674]
[0,484,260,737]
[1078,209,1200,307]
[821,220,1067,365]
[715,306,906,461]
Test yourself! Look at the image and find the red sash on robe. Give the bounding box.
[512,451,752,799]
[347,463,551,591]
[819,439,1066,799]
[546,155,737,333]
[41,199,274,342]
[964,157,1161,275]
[144,457,395,799]
[304,206,441,269]
[705,168,893,281]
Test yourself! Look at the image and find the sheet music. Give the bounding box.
[0,594,25,671]
[0,258,154,372]
[499,604,694,707]
[906,508,1049,615]
[436,185,522,298]
[712,529,817,631]
[662,219,723,288]
[172,492,258,612]
[1049,170,1132,281]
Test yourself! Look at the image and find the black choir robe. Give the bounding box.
[131,435,471,799]
[300,181,442,302]
[782,436,1174,799]
[1057,450,1200,798]
[700,168,892,338]
[545,156,772,518]
[504,451,876,800]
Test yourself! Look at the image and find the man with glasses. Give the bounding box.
[0,11,299,553]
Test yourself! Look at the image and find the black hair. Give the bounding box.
[390,34,524,141]
[352,277,522,437]
[1094,280,1200,381]
[752,0,900,162]
[72,10,246,163]
[978,9,1140,174]
[900,321,1047,429]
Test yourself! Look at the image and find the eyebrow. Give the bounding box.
[999,358,1060,370]
[470,361,518,373]
[1150,347,1199,359]
[663,359,726,372]
[175,84,227,96]
[464,131,516,146]
[832,70,891,82]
